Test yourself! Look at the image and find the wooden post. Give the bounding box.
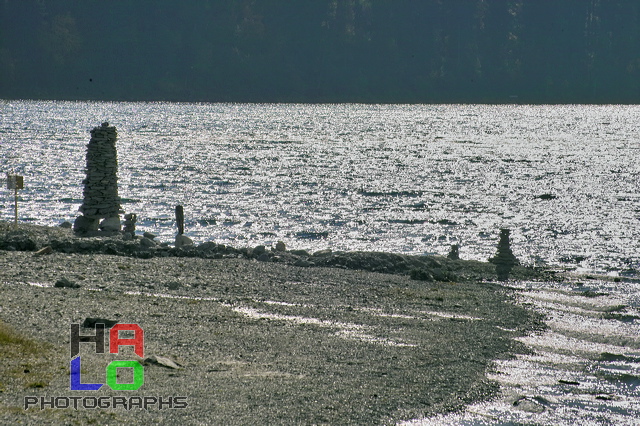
[14,185,18,228]
[6,174,23,228]
[175,205,184,235]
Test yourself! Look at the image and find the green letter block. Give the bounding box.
[106,360,144,390]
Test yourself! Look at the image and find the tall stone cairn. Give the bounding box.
[75,122,123,233]
[489,228,519,281]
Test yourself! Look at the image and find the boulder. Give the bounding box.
[175,234,194,248]
[99,216,121,232]
[73,215,99,233]
[140,237,157,248]
[257,253,271,262]
[253,245,266,256]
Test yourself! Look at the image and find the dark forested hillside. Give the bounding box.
[1,0,639,103]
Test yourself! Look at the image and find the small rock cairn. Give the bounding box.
[447,244,460,260]
[123,213,137,237]
[489,228,519,280]
[74,122,123,234]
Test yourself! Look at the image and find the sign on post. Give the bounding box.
[6,173,24,227]
[7,174,24,190]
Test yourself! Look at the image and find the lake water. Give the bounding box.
[1,101,640,424]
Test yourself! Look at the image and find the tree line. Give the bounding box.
[1,0,639,103]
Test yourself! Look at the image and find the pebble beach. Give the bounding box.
[0,222,548,425]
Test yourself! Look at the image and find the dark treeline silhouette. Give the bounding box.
[1,0,639,103]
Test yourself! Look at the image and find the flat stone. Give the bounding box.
[143,355,182,369]
[82,317,118,328]
[33,246,53,257]
[54,277,81,289]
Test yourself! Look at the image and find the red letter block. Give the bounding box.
[110,324,144,357]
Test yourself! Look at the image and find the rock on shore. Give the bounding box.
[0,222,552,283]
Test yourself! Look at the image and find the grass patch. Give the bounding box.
[0,320,58,391]
[0,320,40,355]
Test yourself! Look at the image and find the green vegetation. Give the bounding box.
[0,320,40,354]
[1,1,639,103]
[0,321,56,392]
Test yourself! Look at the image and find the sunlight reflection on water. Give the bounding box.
[2,102,640,277]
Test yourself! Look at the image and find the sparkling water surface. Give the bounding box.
[2,101,640,424]
[2,101,640,274]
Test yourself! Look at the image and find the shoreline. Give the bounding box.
[1,222,547,424]
[0,221,553,283]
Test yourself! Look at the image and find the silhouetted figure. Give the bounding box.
[175,205,185,235]
[489,228,519,281]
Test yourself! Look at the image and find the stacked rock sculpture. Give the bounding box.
[74,122,123,234]
[489,228,519,281]
[447,244,460,260]
[123,213,137,237]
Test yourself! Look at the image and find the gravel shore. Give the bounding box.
[0,223,546,425]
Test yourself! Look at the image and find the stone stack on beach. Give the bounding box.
[123,213,137,237]
[489,228,519,281]
[74,122,123,234]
